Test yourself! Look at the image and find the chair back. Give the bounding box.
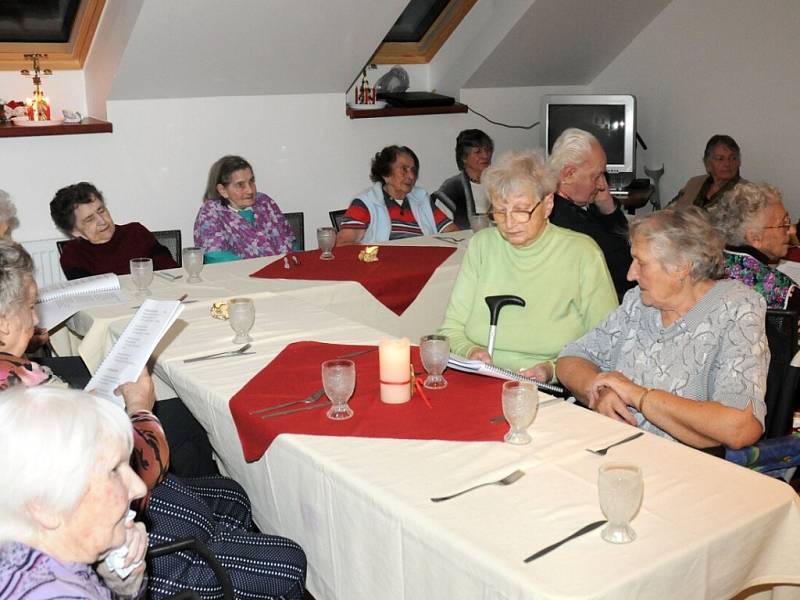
[153,229,182,267]
[763,309,800,438]
[329,209,347,232]
[284,212,305,251]
[149,538,234,600]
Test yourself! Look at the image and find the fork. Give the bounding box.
[250,389,325,415]
[585,431,644,456]
[430,469,524,502]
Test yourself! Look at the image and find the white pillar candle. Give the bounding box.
[379,337,411,404]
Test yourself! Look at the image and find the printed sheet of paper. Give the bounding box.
[85,299,184,406]
[36,273,127,329]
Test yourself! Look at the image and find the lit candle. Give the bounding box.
[379,337,411,404]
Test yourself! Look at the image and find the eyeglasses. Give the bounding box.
[764,218,792,231]
[487,202,541,224]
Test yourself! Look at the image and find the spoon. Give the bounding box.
[183,343,252,363]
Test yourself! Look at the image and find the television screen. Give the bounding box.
[547,104,627,165]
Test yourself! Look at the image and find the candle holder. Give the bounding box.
[20,54,52,122]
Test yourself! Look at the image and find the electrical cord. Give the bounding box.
[466,104,540,130]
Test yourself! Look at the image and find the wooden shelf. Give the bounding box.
[0,117,112,138]
[346,102,468,119]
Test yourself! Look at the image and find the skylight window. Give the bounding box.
[0,0,81,43]
[373,0,476,64]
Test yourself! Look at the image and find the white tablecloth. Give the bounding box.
[85,235,800,599]
[130,294,800,600]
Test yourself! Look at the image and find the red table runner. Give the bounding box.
[230,341,507,462]
[249,245,456,315]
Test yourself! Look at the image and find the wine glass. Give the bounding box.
[228,297,255,344]
[129,258,153,297]
[501,380,539,444]
[420,334,449,389]
[182,247,204,283]
[317,227,336,260]
[598,462,644,544]
[468,213,490,232]
[321,359,356,420]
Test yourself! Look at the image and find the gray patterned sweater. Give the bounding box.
[559,280,768,440]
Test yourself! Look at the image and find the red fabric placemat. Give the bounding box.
[249,245,456,315]
[230,341,508,462]
[785,246,800,262]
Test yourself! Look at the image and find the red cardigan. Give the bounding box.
[59,222,177,280]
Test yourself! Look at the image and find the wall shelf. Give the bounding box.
[346,102,468,119]
[0,117,112,138]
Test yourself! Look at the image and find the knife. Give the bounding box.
[260,402,329,419]
[524,520,607,563]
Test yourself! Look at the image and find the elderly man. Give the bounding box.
[548,128,633,301]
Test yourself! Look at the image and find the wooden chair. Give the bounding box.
[329,209,347,232]
[284,211,305,251]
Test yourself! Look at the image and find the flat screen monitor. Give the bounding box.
[542,94,636,188]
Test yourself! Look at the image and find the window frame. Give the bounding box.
[371,0,476,64]
[0,0,105,70]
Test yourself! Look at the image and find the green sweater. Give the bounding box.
[439,224,618,372]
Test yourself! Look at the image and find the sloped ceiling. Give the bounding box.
[464,0,672,88]
[109,0,408,100]
[105,0,672,101]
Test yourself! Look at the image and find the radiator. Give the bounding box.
[20,238,67,288]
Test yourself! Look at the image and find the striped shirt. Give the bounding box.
[341,189,452,239]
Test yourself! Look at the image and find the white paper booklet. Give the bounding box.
[447,354,565,396]
[36,273,128,330]
[85,299,184,406]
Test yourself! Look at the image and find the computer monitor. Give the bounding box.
[542,94,637,189]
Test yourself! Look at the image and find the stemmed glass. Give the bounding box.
[501,380,539,444]
[182,247,204,283]
[129,258,153,297]
[228,297,255,344]
[321,359,356,420]
[317,227,336,260]
[420,334,449,389]
[598,463,643,544]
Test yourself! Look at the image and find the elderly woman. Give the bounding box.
[337,145,458,245]
[556,208,767,450]
[434,129,494,229]
[671,134,745,209]
[51,182,178,280]
[0,239,307,599]
[439,150,618,382]
[0,189,19,239]
[709,182,799,309]
[194,155,295,263]
[0,386,148,599]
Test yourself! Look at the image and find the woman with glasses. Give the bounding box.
[709,182,799,309]
[439,150,618,383]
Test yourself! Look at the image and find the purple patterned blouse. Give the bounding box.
[193,193,294,259]
[0,542,123,599]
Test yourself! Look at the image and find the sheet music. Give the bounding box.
[85,299,184,407]
[36,273,127,329]
[777,260,800,284]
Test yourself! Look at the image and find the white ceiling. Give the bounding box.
[105,0,673,101]
[465,0,672,87]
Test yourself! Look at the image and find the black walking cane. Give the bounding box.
[485,295,526,358]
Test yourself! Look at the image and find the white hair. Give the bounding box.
[0,190,19,237]
[548,128,600,176]
[0,386,133,544]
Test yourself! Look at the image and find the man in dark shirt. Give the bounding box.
[548,128,633,301]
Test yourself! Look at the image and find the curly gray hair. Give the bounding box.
[708,182,782,246]
[482,149,558,206]
[0,190,19,238]
[629,207,725,281]
[548,128,599,176]
[0,239,35,316]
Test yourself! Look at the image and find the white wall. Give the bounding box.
[589,0,800,215]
